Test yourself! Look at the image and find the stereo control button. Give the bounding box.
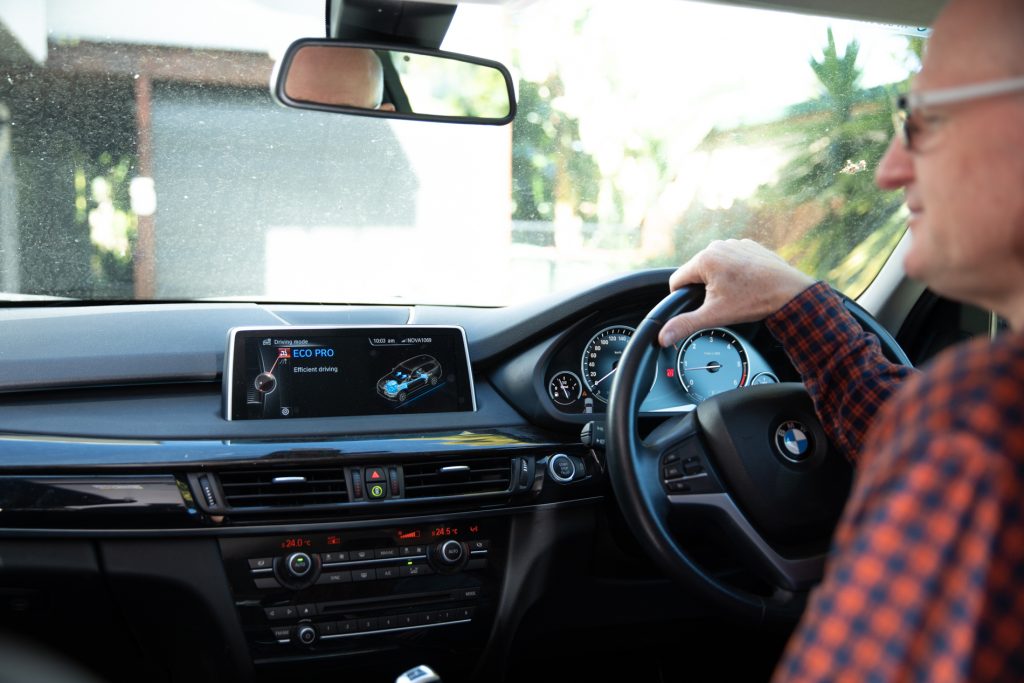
[352,568,375,582]
[296,604,317,618]
[296,624,317,646]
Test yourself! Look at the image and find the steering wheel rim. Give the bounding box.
[605,285,909,621]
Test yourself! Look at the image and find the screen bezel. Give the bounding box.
[222,325,476,421]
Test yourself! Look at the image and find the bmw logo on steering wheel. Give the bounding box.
[775,420,813,463]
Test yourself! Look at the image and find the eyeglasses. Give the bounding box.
[895,75,1024,151]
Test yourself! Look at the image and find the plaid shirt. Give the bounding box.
[764,281,1024,682]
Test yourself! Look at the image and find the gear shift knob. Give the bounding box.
[395,665,441,683]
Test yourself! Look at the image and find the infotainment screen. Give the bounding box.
[224,326,475,420]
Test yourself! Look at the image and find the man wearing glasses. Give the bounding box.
[659,0,1024,679]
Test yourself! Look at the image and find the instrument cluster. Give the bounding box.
[544,317,781,416]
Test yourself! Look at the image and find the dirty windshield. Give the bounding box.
[0,1,924,305]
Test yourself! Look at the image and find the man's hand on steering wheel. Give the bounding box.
[658,239,817,348]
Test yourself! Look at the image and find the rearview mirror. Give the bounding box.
[273,39,516,125]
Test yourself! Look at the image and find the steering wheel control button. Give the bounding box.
[663,462,684,479]
[661,441,722,496]
[775,420,814,463]
[548,453,576,483]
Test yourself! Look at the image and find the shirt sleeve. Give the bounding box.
[772,337,1023,681]
[765,281,916,464]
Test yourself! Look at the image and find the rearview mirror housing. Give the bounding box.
[272,39,517,125]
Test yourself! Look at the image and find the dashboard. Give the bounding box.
[0,268,800,683]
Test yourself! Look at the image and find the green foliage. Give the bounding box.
[657,32,921,296]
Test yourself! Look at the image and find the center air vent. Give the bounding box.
[216,466,348,510]
[402,455,513,499]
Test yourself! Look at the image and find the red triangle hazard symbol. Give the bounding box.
[370,471,382,480]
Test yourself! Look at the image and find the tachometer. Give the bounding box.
[676,328,748,402]
[581,326,635,403]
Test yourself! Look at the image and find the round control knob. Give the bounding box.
[285,552,313,578]
[548,453,576,483]
[296,624,318,646]
[438,540,465,565]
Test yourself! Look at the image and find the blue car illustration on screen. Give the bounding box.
[376,355,442,402]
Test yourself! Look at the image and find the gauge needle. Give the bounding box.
[592,366,617,387]
[686,363,722,371]
[559,379,570,398]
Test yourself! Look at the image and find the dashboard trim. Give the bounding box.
[0,495,605,538]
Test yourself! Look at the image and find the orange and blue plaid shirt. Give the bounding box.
[765,281,1024,682]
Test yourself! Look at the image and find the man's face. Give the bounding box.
[876,0,1024,314]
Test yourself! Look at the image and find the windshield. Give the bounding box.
[0,1,923,305]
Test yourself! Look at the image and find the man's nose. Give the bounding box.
[875,134,914,190]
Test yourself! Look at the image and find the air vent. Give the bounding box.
[402,455,513,499]
[217,465,348,510]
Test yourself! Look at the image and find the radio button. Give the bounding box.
[296,604,317,618]
[271,627,291,642]
[265,606,296,620]
[296,624,317,646]
[320,621,338,636]
[358,617,380,632]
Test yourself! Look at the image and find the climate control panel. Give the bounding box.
[220,521,501,660]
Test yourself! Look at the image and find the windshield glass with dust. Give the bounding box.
[0,1,925,305]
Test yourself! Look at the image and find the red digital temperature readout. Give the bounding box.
[430,526,459,538]
[279,537,313,550]
[429,524,480,538]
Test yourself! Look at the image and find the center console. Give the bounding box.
[221,519,502,664]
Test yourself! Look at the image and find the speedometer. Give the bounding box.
[676,328,749,403]
[581,325,635,403]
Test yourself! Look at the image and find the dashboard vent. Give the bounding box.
[402,455,513,499]
[217,466,348,510]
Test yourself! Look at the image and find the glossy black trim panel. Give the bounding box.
[0,496,604,538]
[0,427,563,469]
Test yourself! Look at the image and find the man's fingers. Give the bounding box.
[659,309,712,348]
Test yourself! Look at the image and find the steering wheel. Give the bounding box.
[605,285,911,621]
